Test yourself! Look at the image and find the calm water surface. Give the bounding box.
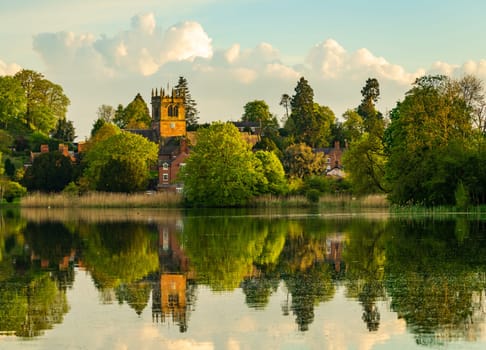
[1,208,486,349]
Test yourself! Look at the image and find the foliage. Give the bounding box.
[254,150,287,195]
[22,151,74,192]
[343,132,387,194]
[341,109,364,143]
[286,77,335,147]
[180,122,264,206]
[97,104,115,122]
[114,93,150,129]
[242,100,279,137]
[357,78,384,134]
[454,181,469,210]
[0,75,26,129]
[51,118,75,142]
[13,69,70,134]
[282,143,325,179]
[175,76,199,128]
[0,180,26,202]
[0,130,14,154]
[385,75,477,205]
[83,130,158,192]
[90,118,106,137]
[344,79,387,195]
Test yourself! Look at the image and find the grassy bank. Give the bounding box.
[20,191,183,208]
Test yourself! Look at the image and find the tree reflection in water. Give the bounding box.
[1,209,486,345]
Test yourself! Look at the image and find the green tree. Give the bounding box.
[90,118,107,137]
[286,77,335,147]
[83,131,158,192]
[357,78,384,134]
[51,118,75,142]
[342,109,364,143]
[0,130,14,154]
[22,151,74,192]
[0,75,26,129]
[13,69,70,134]
[114,94,150,129]
[242,100,279,140]
[343,79,387,195]
[385,75,474,205]
[283,143,325,179]
[254,150,287,194]
[343,133,387,194]
[180,122,264,206]
[175,76,199,129]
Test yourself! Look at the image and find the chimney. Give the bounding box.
[334,140,340,150]
[180,138,188,154]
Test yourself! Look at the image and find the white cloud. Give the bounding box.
[33,14,213,77]
[225,44,240,64]
[0,59,21,75]
[306,38,424,85]
[162,21,213,63]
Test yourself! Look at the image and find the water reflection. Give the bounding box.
[0,208,486,348]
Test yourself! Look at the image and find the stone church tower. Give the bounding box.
[151,87,186,138]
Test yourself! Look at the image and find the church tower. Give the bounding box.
[151,87,186,138]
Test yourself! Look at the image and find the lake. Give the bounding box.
[1,207,486,349]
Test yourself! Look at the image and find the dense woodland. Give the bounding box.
[1,69,486,207]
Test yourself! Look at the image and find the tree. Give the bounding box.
[82,131,158,192]
[242,100,279,139]
[0,75,26,129]
[97,104,115,122]
[279,93,291,124]
[357,78,383,134]
[22,151,74,192]
[341,109,364,144]
[13,69,70,134]
[282,143,325,179]
[385,75,475,205]
[287,77,335,147]
[175,76,199,129]
[51,118,76,142]
[179,122,264,206]
[254,150,287,195]
[114,94,150,129]
[0,130,14,153]
[90,118,107,137]
[343,79,387,195]
[342,133,387,194]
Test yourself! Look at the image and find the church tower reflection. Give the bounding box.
[152,219,196,332]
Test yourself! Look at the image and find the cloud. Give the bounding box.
[33,13,213,77]
[0,59,21,75]
[305,39,425,85]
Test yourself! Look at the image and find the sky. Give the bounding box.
[1,0,486,140]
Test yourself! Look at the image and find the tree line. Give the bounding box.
[1,68,485,207]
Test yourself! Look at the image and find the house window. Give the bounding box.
[162,162,169,170]
[326,157,331,164]
[163,174,169,181]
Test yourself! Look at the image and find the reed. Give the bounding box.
[252,193,389,209]
[20,191,183,208]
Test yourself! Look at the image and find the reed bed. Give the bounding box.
[20,191,183,208]
[252,193,390,209]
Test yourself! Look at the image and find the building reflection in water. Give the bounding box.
[152,219,196,332]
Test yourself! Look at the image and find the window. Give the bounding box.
[170,122,175,129]
[162,174,169,181]
[162,162,169,170]
[326,157,331,164]
[168,105,173,117]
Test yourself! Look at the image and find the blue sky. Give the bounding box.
[1,0,486,139]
